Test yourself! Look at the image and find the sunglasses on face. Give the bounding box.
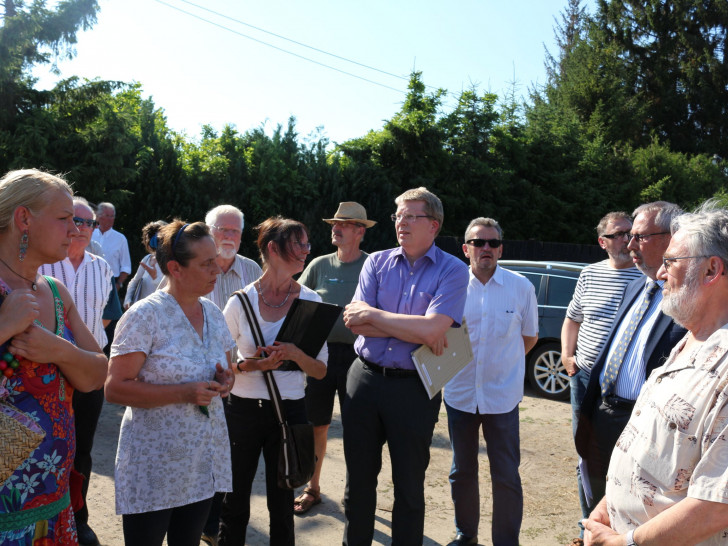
[73,217,99,228]
[465,238,502,248]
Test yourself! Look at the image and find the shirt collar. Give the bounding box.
[394,242,438,265]
[222,254,243,278]
[469,264,503,287]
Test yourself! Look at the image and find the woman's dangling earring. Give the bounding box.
[19,230,28,262]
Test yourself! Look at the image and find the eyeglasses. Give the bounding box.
[465,238,502,248]
[628,231,670,244]
[662,255,708,272]
[73,217,99,228]
[211,225,242,237]
[293,241,311,251]
[601,231,630,240]
[390,214,433,223]
[332,221,364,229]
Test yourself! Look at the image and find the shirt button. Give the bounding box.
[388,347,392,351]
[669,422,677,430]
[656,377,662,383]
[635,410,641,416]
[410,271,414,276]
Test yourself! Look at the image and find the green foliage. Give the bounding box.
[1,0,728,265]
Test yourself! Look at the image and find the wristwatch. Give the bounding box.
[625,529,638,546]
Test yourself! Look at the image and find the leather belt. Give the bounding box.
[360,358,418,378]
[601,395,636,411]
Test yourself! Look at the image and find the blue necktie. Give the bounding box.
[600,281,659,396]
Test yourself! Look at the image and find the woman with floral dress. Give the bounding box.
[0,169,108,545]
[105,220,235,546]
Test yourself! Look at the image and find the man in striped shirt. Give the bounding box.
[40,197,113,546]
[561,211,642,526]
[201,204,262,546]
[204,204,262,309]
[575,202,686,516]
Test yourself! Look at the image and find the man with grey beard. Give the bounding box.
[201,204,262,546]
[583,202,728,545]
[575,202,686,513]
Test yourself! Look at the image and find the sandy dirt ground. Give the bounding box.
[84,385,581,545]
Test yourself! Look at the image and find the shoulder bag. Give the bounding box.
[234,290,316,490]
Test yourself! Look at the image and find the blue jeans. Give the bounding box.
[570,368,591,527]
[446,402,522,546]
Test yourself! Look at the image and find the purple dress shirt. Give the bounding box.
[352,244,468,369]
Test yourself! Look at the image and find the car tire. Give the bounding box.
[527,342,570,401]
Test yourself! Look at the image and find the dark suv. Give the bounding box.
[499,260,584,401]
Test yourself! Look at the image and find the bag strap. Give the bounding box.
[43,275,64,336]
[234,290,288,426]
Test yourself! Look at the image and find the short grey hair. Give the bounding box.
[632,201,683,231]
[205,204,244,231]
[596,211,631,236]
[464,217,503,240]
[672,199,728,272]
[97,202,115,216]
[394,187,444,235]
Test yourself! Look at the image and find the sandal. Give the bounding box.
[293,486,322,515]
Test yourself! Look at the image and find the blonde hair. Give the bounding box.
[0,169,73,233]
[394,187,444,235]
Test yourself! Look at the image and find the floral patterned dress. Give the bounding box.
[111,291,234,515]
[0,277,77,545]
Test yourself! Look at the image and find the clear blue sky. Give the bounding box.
[33,0,591,145]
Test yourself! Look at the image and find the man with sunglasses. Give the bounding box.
[40,197,113,546]
[443,217,538,546]
[584,203,728,545]
[561,211,642,530]
[575,201,686,518]
[342,187,468,546]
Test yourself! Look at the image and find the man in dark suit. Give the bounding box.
[575,201,686,511]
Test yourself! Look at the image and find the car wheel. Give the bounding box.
[527,342,570,401]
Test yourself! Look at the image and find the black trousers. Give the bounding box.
[342,358,441,546]
[122,497,214,546]
[73,387,105,524]
[585,398,634,508]
[219,395,307,546]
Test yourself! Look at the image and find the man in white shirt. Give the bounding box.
[92,201,131,348]
[41,198,113,546]
[444,217,538,546]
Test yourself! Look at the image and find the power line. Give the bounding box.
[177,0,410,84]
[152,0,407,94]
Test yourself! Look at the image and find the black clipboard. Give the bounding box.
[274,299,343,371]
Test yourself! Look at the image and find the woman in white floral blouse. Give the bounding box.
[106,220,236,546]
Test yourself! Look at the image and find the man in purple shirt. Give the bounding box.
[342,187,468,545]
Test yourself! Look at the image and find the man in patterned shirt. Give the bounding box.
[584,203,728,545]
[561,211,642,526]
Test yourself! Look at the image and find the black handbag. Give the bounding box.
[235,290,316,490]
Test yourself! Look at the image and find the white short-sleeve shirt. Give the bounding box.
[223,283,328,400]
[111,291,235,514]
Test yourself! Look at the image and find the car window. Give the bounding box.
[521,273,542,294]
[546,275,578,307]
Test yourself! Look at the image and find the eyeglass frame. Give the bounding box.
[601,230,630,240]
[292,240,311,251]
[465,238,503,249]
[211,224,242,237]
[628,231,670,244]
[390,213,434,223]
[73,216,99,229]
[662,255,709,272]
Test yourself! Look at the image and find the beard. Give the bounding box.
[218,244,237,260]
[609,247,632,267]
[661,267,700,328]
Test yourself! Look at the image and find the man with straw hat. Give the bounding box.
[293,202,376,515]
